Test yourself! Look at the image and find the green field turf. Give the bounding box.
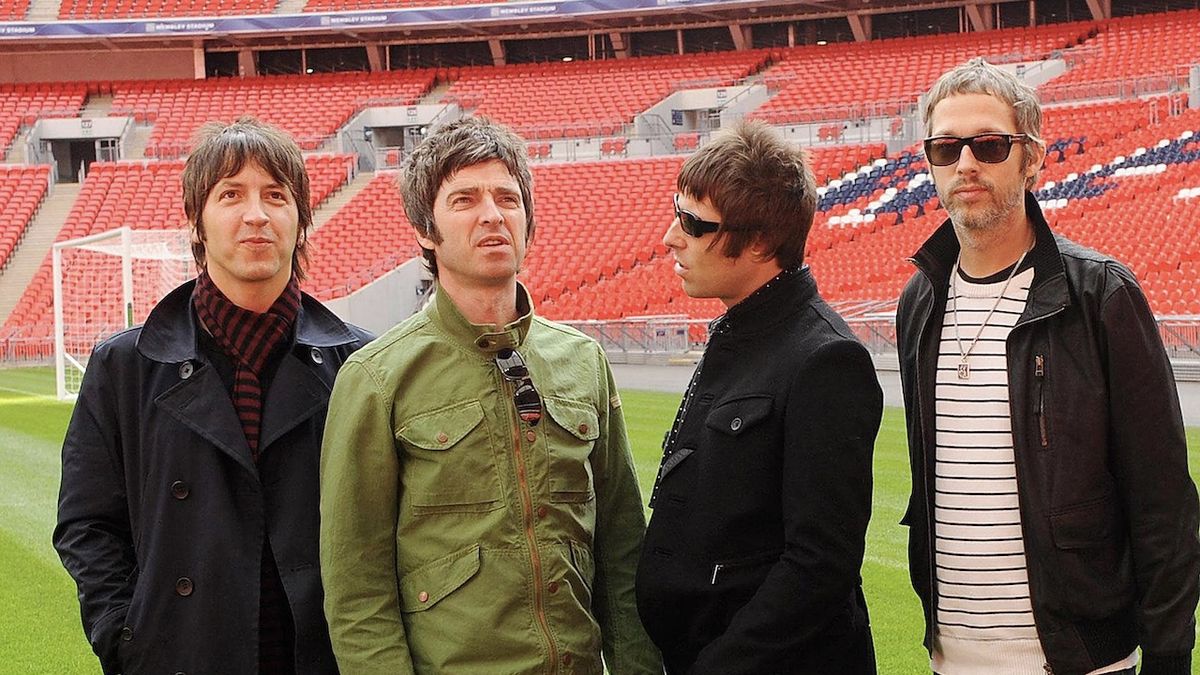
[2,366,1197,673]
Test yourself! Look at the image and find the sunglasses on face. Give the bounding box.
[495,348,542,426]
[922,133,1032,167]
[673,193,723,237]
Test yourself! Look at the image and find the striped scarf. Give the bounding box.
[192,271,301,674]
[192,271,300,460]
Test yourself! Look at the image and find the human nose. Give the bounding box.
[478,194,504,225]
[242,196,269,225]
[955,143,981,174]
[663,214,683,250]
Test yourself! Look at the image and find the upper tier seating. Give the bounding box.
[754,22,1091,124]
[0,165,52,273]
[441,52,770,139]
[108,70,436,157]
[0,83,89,157]
[1043,10,1200,99]
[0,0,29,20]
[304,0,487,9]
[60,0,273,19]
[1,154,354,337]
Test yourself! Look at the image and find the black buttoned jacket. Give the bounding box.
[636,268,883,674]
[53,280,371,675]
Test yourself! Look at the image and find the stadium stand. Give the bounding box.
[0,154,355,338]
[0,165,51,272]
[440,51,771,139]
[107,70,437,157]
[304,0,488,9]
[0,0,28,20]
[59,0,273,19]
[1042,9,1200,101]
[305,171,416,301]
[0,83,89,157]
[754,21,1094,124]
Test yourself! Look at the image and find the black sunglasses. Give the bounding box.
[923,133,1032,167]
[673,193,723,237]
[495,348,542,426]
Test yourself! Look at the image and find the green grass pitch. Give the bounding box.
[3,367,1197,673]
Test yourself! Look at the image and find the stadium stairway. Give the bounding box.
[25,0,59,21]
[0,182,76,326]
[311,170,376,231]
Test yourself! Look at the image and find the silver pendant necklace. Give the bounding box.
[951,248,1030,380]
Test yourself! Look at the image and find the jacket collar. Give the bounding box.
[136,278,360,363]
[427,281,534,354]
[709,265,817,337]
[910,191,1070,320]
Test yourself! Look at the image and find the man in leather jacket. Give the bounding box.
[635,120,883,674]
[896,58,1199,675]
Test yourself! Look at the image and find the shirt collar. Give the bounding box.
[709,265,815,336]
[428,281,534,354]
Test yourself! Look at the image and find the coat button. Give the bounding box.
[178,361,193,379]
[418,591,429,603]
[536,505,548,519]
[730,417,742,431]
[547,581,559,594]
[120,626,133,641]
[175,577,194,597]
[525,430,536,442]
[577,423,589,435]
[436,432,448,444]
[562,653,572,666]
[170,481,189,500]
[309,347,324,365]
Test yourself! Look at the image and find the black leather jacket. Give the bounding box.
[896,193,1200,675]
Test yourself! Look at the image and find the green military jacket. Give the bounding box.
[320,284,661,675]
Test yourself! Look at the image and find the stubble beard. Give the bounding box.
[940,178,1025,251]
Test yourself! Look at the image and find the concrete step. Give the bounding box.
[275,0,306,13]
[82,94,114,118]
[0,183,80,325]
[25,0,62,21]
[4,128,31,164]
[312,170,376,232]
[123,123,154,160]
[419,80,453,105]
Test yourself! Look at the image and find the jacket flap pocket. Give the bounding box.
[399,543,482,612]
[397,401,485,450]
[544,398,600,441]
[704,395,773,436]
[1050,498,1117,549]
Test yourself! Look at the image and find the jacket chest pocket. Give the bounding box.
[703,395,773,439]
[543,397,600,503]
[397,401,504,515]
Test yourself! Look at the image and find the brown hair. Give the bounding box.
[677,120,816,268]
[182,116,313,280]
[400,116,535,277]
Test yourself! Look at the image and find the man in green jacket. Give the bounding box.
[319,116,662,675]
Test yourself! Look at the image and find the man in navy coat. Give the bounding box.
[53,117,370,674]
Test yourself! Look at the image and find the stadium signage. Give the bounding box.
[0,0,751,40]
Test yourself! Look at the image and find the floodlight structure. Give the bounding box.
[53,227,195,400]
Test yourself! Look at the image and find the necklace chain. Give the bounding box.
[951,248,1030,380]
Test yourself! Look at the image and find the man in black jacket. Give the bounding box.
[897,58,1199,675]
[635,120,883,674]
[53,117,370,674]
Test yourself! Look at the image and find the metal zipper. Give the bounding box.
[1035,354,1048,448]
[506,379,559,672]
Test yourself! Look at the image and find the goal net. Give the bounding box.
[53,227,195,401]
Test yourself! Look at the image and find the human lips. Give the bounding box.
[476,234,511,248]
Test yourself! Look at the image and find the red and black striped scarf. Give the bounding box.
[192,271,301,674]
[192,271,300,460]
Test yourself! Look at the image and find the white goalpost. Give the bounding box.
[53,227,195,401]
